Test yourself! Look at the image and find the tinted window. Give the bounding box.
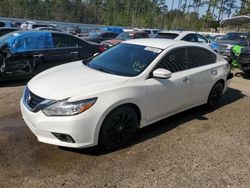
[101,33,110,39]
[0,22,5,27]
[88,43,162,77]
[0,29,17,37]
[182,34,198,42]
[156,48,188,72]
[110,33,118,38]
[53,33,83,48]
[187,47,216,68]
[154,33,179,39]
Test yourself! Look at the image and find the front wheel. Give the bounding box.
[207,81,224,108]
[99,106,138,150]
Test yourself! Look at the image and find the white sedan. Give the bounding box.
[20,39,232,150]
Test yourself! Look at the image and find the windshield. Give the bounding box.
[116,32,134,41]
[221,33,246,41]
[154,33,179,39]
[87,43,162,77]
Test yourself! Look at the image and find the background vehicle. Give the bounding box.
[101,31,149,48]
[34,27,62,32]
[234,46,250,74]
[0,27,19,37]
[21,39,231,150]
[0,30,104,81]
[0,20,13,28]
[20,21,57,30]
[154,31,218,52]
[141,29,159,37]
[82,31,118,44]
[217,32,250,60]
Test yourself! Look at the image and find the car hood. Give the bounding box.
[28,61,128,100]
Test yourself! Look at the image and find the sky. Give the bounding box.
[165,0,241,19]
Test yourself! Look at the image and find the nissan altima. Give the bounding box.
[20,39,232,150]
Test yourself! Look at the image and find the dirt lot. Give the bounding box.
[0,72,250,188]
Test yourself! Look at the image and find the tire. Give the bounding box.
[99,106,138,150]
[207,81,224,108]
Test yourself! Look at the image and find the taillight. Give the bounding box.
[98,46,106,52]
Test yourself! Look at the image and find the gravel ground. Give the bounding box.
[0,71,250,188]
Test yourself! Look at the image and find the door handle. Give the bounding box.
[183,77,191,83]
[70,51,79,55]
[211,69,218,75]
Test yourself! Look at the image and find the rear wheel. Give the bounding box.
[207,81,224,108]
[99,106,138,150]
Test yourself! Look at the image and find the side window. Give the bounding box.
[156,48,188,72]
[187,47,217,68]
[110,33,117,38]
[52,33,78,48]
[197,34,208,43]
[182,34,198,42]
[101,33,110,39]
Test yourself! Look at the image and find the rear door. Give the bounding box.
[186,47,219,105]
[44,33,81,63]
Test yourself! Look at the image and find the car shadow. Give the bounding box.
[60,87,246,156]
[0,79,28,87]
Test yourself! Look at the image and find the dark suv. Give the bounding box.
[217,32,250,60]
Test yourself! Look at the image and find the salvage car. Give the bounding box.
[21,39,232,150]
[101,31,149,48]
[0,30,105,81]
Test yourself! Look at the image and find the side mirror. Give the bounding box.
[152,68,172,79]
[93,53,99,57]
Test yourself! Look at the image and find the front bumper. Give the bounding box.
[20,98,100,148]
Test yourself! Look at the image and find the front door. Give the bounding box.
[145,47,192,122]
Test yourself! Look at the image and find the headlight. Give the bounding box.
[42,97,97,116]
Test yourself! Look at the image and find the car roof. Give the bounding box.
[123,38,198,49]
[11,30,64,35]
[158,30,196,35]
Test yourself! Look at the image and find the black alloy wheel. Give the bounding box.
[207,82,224,108]
[99,106,138,150]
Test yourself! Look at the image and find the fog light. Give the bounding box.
[51,132,76,143]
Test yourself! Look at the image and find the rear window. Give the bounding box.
[154,33,179,39]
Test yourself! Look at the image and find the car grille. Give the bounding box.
[24,87,45,109]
